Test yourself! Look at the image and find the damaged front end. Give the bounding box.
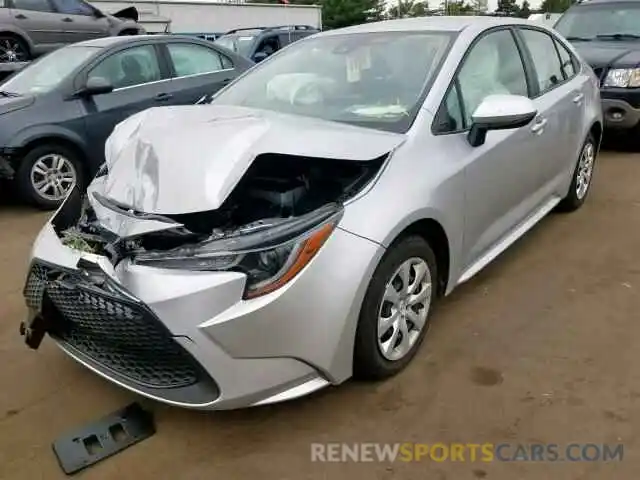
[60,151,386,296]
[21,150,388,351]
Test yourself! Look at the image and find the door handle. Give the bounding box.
[531,116,547,134]
[573,92,584,104]
[154,92,173,102]
[62,17,73,22]
[14,13,27,19]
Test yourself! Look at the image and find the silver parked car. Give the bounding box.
[20,17,602,410]
[0,0,143,63]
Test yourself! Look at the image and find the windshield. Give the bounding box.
[1,46,100,95]
[212,31,455,133]
[555,4,640,40]
[214,34,257,57]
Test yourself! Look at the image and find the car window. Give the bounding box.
[434,81,465,134]
[256,35,280,57]
[456,30,528,127]
[555,4,640,39]
[88,45,162,89]
[167,43,231,77]
[554,38,577,79]
[12,0,54,12]
[519,29,564,94]
[51,0,93,15]
[212,31,455,134]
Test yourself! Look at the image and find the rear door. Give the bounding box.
[515,26,585,193]
[160,41,238,105]
[7,0,63,54]
[78,42,172,164]
[49,0,110,43]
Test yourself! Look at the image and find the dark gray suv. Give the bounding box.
[0,0,143,63]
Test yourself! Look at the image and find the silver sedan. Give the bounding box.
[20,16,602,410]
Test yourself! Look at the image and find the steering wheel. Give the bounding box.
[290,81,325,106]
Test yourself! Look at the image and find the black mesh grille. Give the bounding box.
[23,263,49,311]
[24,262,203,390]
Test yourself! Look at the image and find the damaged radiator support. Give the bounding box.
[51,152,388,266]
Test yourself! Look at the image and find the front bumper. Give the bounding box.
[599,88,640,129]
[22,215,384,410]
[600,98,640,129]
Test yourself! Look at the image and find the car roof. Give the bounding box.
[71,34,196,49]
[318,15,532,37]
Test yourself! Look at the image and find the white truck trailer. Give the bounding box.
[88,0,323,34]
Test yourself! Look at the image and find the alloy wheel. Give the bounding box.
[576,141,595,200]
[0,37,28,63]
[30,154,77,203]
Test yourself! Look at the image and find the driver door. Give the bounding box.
[79,44,172,167]
[444,29,546,269]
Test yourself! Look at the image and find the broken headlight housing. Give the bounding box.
[133,204,342,299]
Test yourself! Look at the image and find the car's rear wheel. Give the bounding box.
[557,133,597,213]
[15,143,84,210]
[354,235,438,380]
[0,34,30,62]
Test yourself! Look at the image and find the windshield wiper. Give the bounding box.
[0,91,20,97]
[596,33,640,40]
[566,36,593,41]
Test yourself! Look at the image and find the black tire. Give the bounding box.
[15,143,84,210]
[0,34,31,62]
[556,133,597,213]
[353,235,438,381]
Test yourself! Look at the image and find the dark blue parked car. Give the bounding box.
[0,34,253,209]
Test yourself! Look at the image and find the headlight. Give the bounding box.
[603,68,640,88]
[133,204,342,299]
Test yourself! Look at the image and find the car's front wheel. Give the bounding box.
[15,143,83,210]
[354,235,438,380]
[557,132,597,213]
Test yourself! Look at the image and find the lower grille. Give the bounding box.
[25,262,203,390]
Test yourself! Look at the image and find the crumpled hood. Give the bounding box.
[573,41,640,69]
[101,105,406,215]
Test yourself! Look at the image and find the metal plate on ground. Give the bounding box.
[52,402,155,475]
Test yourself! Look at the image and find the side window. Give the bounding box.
[51,0,94,15]
[256,35,280,56]
[457,30,528,127]
[434,82,465,134]
[554,38,577,80]
[519,29,564,93]
[167,43,229,77]
[88,45,161,89]
[12,0,54,12]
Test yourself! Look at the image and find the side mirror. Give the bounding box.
[253,51,268,63]
[92,7,106,18]
[467,94,537,147]
[79,76,114,97]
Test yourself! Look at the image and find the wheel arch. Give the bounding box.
[0,27,35,56]
[12,133,90,176]
[385,218,451,298]
[589,120,603,151]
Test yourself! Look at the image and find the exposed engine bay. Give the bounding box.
[53,153,387,266]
